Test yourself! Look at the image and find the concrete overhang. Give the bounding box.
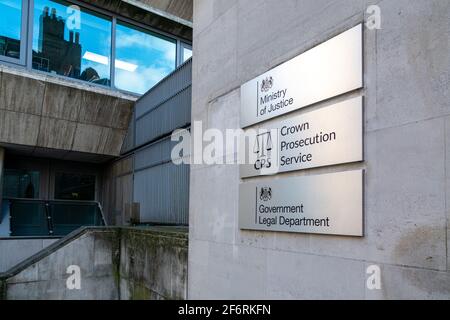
[0,142,115,164]
[0,65,136,160]
[122,0,193,27]
[81,0,193,41]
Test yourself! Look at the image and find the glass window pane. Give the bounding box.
[3,169,40,199]
[115,21,176,95]
[183,47,192,62]
[32,0,111,85]
[55,172,95,201]
[0,0,22,60]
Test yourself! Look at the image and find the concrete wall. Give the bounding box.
[0,239,58,272]
[0,66,135,157]
[101,156,134,225]
[1,227,188,300]
[3,230,119,300]
[189,0,450,299]
[120,227,188,300]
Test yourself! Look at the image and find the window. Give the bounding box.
[32,0,112,85]
[55,172,96,201]
[114,21,177,95]
[182,45,192,63]
[0,0,190,94]
[0,0,24,62]
[2,169,40,199]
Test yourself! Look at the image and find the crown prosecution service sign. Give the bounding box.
[240,24,363,128]
[240,96,363,178]
[239,170,364,236]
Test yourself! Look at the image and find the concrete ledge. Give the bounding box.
[0,66,136,156]
[0,65,138,101]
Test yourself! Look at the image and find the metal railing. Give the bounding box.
[3,198,106,237]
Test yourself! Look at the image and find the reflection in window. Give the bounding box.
[115,21,176,95]
[0,0,22,60]
[3,169,40,199]
[55,172,95,201]
[32,0,111,85]
[182,47,192,62]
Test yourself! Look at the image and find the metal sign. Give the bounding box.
[239,170,364,236]
[240,96,363,178]
[240,24,363,128]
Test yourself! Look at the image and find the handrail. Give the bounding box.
[3,197,102,205]
[96,202,107,227]
[4,198,106,237]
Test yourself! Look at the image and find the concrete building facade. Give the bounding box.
[0,0,192,294]
[1,0,449,301]
[188,0,450,299]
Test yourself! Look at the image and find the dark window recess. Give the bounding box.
[55,172,96,201]
[2,169,40,199]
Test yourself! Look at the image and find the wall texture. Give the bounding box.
[120,227,188,299]
[0,66,135,158]
[0,239,58,272]
[2,229,119,300]
[0,227,188,300]
[189,0,450,299]
[101,156,134,225]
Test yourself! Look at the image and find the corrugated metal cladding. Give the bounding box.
[121,59,192,154]
[117,59,191,226]
[134,136,189,225]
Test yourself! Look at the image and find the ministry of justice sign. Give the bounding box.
[240,24,363,128]
[240,96,363,178]
[239,170,364,236]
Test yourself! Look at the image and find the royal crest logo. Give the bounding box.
[259,187,272,201]
[260,76,273,92]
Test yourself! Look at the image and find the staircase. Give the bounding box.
[0,226,188,300]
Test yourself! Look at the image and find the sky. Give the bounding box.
[0,0,22,40]
[114,22,176,94]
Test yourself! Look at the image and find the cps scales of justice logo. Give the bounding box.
[253,131,273,170]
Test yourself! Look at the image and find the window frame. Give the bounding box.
[178,42,192,65]
[0,0,191,96]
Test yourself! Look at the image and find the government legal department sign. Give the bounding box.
[240,24,363,128]
[239,24,365,237]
